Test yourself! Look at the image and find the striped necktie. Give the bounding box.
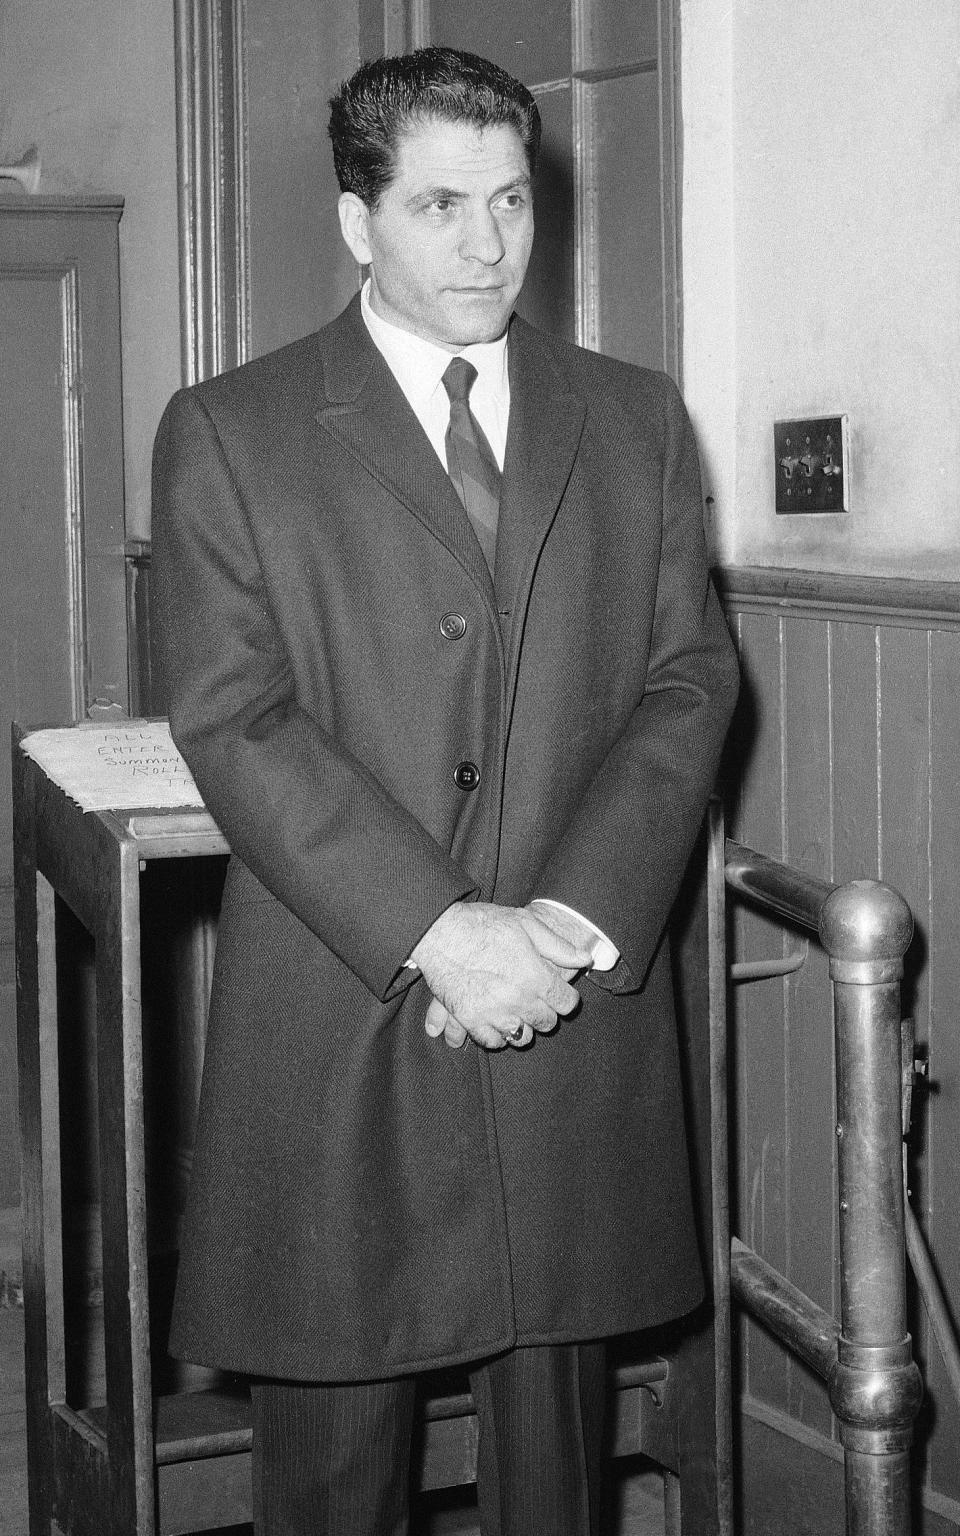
[442,356,500,573]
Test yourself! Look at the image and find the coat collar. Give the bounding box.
[314,297,587,611]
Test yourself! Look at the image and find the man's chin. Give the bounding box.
[439,303,513,348]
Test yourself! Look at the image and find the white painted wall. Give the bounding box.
[0,0,180,540]
[681,0,960,580]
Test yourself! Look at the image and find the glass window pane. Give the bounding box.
[590,73,665,367]
[432,0,572,87]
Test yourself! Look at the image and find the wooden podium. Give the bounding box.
[14,721,729,1536]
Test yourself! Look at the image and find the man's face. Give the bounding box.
[338,117,534,351]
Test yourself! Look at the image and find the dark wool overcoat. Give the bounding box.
[151,296,739,1383]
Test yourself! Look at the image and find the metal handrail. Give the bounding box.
[719,827,922,1536]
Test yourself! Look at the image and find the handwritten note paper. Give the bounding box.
[20,721,206,812]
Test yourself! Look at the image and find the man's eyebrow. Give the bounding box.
[405,173,532,207]
[493,173,532,195]
[405,183,463,206]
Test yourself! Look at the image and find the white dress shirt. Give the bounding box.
[360,279,509,468]
[360,281,618,973]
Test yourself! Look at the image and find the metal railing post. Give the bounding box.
[820,884,923,1534]
[724,837,927,1534]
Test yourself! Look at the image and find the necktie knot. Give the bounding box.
[442,356,478,404]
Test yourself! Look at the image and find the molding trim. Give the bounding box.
[173,0,250,385]
[571,71,597,354]
[0,262,89,714]
[718,565,960,632]
[390,0,429,53]
[658,0,681,383]
[0,196,124,216]
[405,0,429,51]
[358,1,428,64]
[59,263,88,716]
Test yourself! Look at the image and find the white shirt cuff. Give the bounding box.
[532,899,620,971]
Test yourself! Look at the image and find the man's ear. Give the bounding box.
[338,193,373,266]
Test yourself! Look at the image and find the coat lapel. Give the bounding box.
[315,301,587,620]
[494,317,587,622]
[315,297,494,600]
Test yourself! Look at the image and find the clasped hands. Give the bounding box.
[408,900,596,1051]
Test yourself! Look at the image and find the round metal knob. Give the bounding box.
[818,880,913,964]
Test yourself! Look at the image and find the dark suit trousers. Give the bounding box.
[251,1342,607,1535]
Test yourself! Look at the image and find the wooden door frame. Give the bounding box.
[173,0,251,385]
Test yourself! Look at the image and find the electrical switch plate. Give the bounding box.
[774,415,849,514]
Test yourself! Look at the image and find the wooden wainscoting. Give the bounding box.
[718,566,960,1531]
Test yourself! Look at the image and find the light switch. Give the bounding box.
[775,416,849,513]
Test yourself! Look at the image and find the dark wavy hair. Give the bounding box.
[329,47,541,210]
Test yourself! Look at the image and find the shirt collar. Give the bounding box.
[360,278,509,404]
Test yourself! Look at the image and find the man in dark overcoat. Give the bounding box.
[152,44,739,1536]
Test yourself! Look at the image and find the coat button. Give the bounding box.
[453,761,481,791]
[439,612,467,639]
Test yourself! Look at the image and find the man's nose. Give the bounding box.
[460,207,505,264]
